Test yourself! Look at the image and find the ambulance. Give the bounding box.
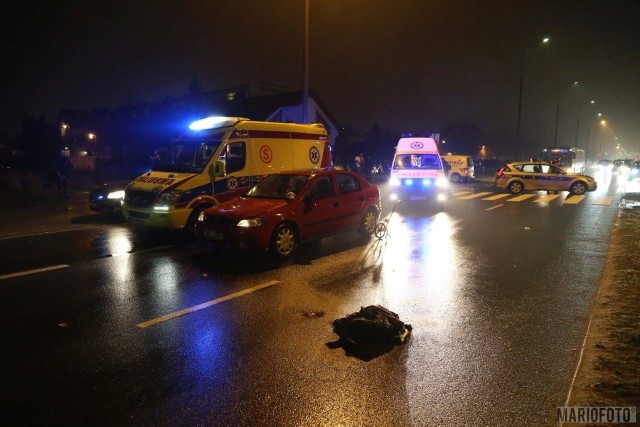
[122,117,332,231]
[389,134,449,205]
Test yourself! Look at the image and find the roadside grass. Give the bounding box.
[569,209,640,407]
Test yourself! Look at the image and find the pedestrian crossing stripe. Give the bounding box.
[593,196,612,205]
[563,195,585,204]
[534,194,561,203]
[458,192,493,199]
[507,194,537,202]
[454,191,613,205]
[482,194,511,201]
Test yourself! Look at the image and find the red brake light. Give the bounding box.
[496,167,505,178]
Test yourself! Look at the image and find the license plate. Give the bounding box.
[206,230,224,241]
[409,196,426,201]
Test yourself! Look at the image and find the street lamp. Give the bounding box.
[514,37,550,161]
[553,81,579,148]
[302,0,309,123]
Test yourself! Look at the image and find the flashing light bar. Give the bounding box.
[189,116,246,131]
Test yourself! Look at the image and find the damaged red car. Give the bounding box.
[195,169,381,258]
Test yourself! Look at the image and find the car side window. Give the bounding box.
[308,176,335,199]
[513,165,524,172]
[549,165,564,174]
[522,164,536,173]
[336,174,360,194]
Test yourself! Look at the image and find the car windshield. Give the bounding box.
[245,174,310,199]
[152,132,225,173]
[392,154,442,170]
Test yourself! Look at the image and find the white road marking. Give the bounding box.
[593,196,613,206]
[564,195,585,204]
[534,194,561,203]
[482,194,511,201]
[485,204,504,211]
[452,191,472,196]
[0,264,70,280]
[507,194,537,202]
[136,280,281,328]
[458,192,493,199]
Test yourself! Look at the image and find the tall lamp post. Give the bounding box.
[574,99,595,149]
[514,37,550,161]
[302,0,309,124]
[553,81,579,148]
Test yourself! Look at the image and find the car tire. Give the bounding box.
[508,181,524,194]
[570,181,587,195]
[450,173,461,183]
[358,209,378,236]
[185,206,208,236]
[270,223,298,259]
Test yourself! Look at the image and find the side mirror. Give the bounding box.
[214,160,226,177]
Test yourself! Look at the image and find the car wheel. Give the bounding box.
[450,173,461,183]
[508,181,524,194]
[570,181,587,195]
[185,206,208,236]
[270,223,297,258]
[358,209,378,236]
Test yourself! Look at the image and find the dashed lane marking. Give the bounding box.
[507,194,537,202]
[533,194,561,203]
[482,194,511,201]
[452,191,472,196]
[564,195,585,204]
[593,196,613,206]
[136,280,281,328]
[458,192,493,199]
[0,264,70,280]
[486,204,504,211]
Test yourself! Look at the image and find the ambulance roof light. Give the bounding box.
[189,116,247,131]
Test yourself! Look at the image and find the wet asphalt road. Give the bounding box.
[0,169,628,425]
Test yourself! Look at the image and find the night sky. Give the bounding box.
[2,0,639,155]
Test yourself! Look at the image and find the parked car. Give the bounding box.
[631,161,640,177]
[195,169,381,258]
[88,180,129,214]
[495,161,597,195]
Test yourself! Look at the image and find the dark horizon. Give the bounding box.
[2,0,639,155]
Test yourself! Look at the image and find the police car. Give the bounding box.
[495,161,597,195]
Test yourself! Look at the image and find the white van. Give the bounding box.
[441,154,475,182]
[389,135,448,205]
[122,117,332,231]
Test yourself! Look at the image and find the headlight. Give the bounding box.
[107,190,125,199]
[237,217,266,227]
[390,177,401,186]
[436,177,448,188]
[154,190,183,209]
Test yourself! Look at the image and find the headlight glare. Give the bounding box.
[107,190,125,199]
[237,217,266,228]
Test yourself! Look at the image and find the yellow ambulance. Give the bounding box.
[122,117,332,231]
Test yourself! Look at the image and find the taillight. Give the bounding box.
[496,168,505,178]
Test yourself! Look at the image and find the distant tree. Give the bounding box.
[16,114,60,162]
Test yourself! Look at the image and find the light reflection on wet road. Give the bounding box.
[0,169,630,425]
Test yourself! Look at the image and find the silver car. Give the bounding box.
[495,161,597,195]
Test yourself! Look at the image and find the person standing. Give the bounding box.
[53,150,72,199]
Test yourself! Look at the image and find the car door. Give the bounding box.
[298,175,342,240]
[541,164,570,191]
[335,173,365,228]
[519,164,541,190]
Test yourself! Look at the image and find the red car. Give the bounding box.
[195,169,381,258]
